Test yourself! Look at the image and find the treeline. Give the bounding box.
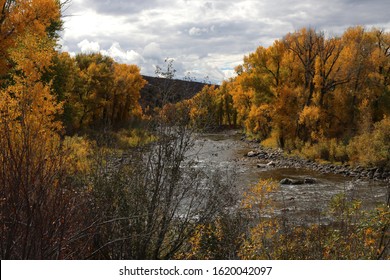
[48,52,146,133]
[184,27,390,167]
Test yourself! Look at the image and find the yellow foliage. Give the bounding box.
[189,85,219,129]
[299,105,320,125]
[68,53,147,129]
[111,63,146,123]
[347,116,390,167]
[200,26,390,167]
[63,136,94,174]
[260,130,280,149]
[229,78,254,124]
[245,104,272,139]
[116,129,156,148]
[0,0,60,77]
[239,180,280,259]
[241,179,279,212]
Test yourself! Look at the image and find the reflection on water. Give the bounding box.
[189,131,389,224]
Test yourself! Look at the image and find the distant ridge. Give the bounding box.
[140,75,212,108]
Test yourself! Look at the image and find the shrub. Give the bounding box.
[63,135,94,174]
[347,116,390,167]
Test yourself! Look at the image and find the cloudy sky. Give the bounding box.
[60,0,390,83]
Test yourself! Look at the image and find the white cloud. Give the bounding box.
[143,42,162,60]
[100,42,144,65]
[77,39,101,53]
[189,27,206,36]
[62,0,390,84]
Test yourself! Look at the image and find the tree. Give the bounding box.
[0,0,62,80]
[110,63,146,125]
[65,53,147,130]
[42,51,80,132]
[189,85,219,130]
[283,28,323,106]
[215,81,236,127]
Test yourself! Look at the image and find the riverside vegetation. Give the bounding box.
[0,0,389,259]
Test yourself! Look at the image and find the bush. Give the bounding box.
[115,128,156,148]
[329,139,349,163]
[298,138,348,163]
[63,135,94,174]
[347,116,390,167]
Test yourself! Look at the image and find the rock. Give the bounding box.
[304,178,316,184]
[257,163,268,168]
[247,151,260,157]
[280,178,292,184]
[267,161,276,167]
[291,179,305,185]
[374,170,382,179]
[338,169,347,175]
[257,152,267,158]
[280,178,305,185]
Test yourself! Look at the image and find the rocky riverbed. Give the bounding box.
[242,139,390,183]
[190,130,389,224]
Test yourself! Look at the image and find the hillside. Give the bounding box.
[140,75,211,109]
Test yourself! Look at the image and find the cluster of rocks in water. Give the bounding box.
[244,146,390,183]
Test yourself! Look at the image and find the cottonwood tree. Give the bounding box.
[0,0,62,79]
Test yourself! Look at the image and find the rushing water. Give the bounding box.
[189,131,389,224]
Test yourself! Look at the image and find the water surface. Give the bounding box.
[190,131,389,224]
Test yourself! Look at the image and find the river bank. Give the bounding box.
[239,134,390,183]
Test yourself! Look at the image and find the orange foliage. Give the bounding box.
[0,0,60,78]
[203,26,389,163]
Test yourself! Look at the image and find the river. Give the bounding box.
[189,131,389,224]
